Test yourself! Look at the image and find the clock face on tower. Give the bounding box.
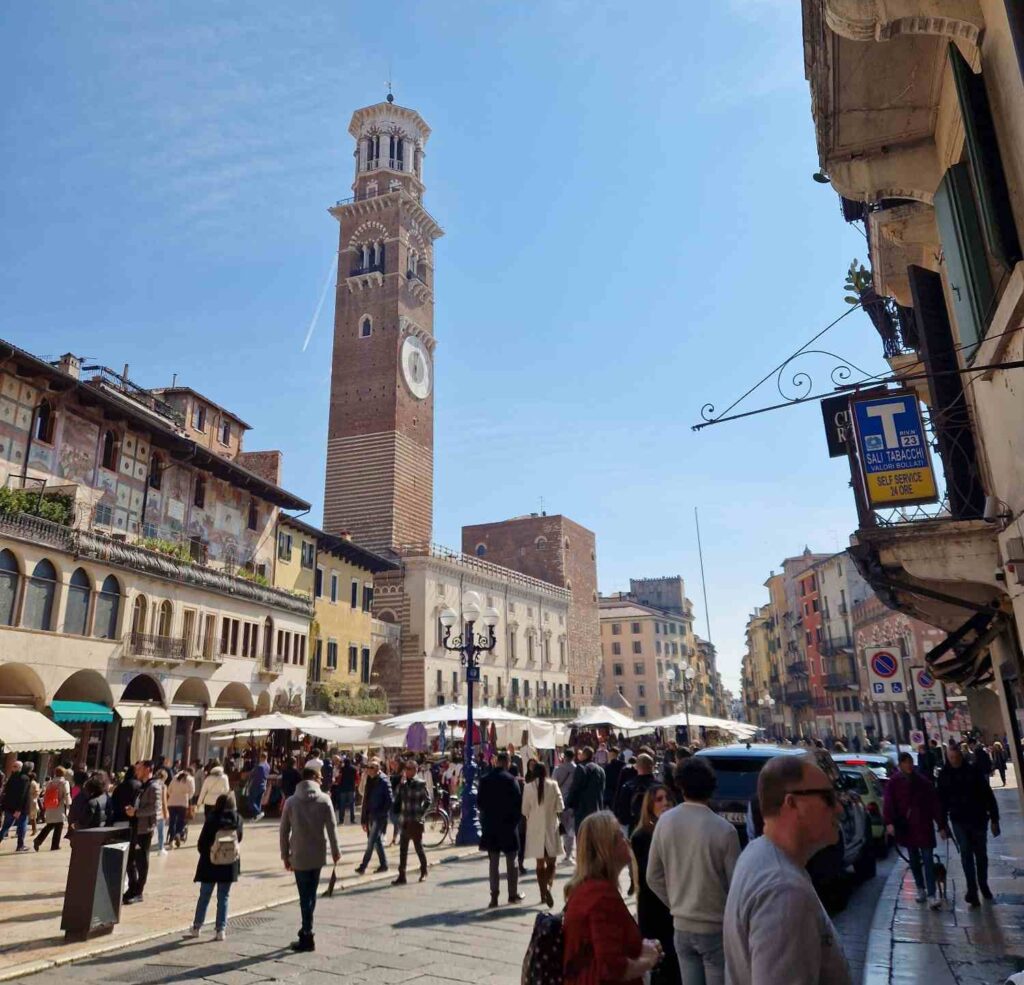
[400,335,432,400]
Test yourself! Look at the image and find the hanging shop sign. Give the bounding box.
[820,394,852,458]
[865,646,908,702]
[910,666,946,712]
[851,391,938,507]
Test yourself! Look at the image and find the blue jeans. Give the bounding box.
[674,929,725,985]
[360,816,388,869]
[193,881,231,932]
[293,868,321,935]
[249,785,266,818]
[907,846,936,896]
[0,810,28,849]
[156,817,166,851]
[336,791,356,823]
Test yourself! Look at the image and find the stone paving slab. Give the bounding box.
[863,767,1024,984]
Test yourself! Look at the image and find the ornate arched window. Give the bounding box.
[63,567,91,636]
[131,594,148,636]
[157,600,173,637]
[23,558,57,631]
[94,575,120,640]
[0,550,19,626]
[35,401,56,443]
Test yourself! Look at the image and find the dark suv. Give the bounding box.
[695,744,875,905]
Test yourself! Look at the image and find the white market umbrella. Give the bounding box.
[196,712,325,736]
[645,711,759,737]
[381,703,532,729]
[569,705,644,733]
[129,707,154,763]
[300,721,406,747]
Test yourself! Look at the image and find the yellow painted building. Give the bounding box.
[275,516,398,693]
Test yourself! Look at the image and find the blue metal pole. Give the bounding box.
[455,621,481,845]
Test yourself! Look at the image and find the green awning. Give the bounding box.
[50,700,113,723]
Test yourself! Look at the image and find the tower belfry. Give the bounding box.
[322,99,443,554]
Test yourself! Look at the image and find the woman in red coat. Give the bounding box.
[563,810,663,985]
[882,751,945,908]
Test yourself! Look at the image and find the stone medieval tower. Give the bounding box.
[323,96,442,554]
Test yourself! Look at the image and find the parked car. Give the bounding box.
[839,764,887,856]
[695,744,875,909]
[833,752,894,784]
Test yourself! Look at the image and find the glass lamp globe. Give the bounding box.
[439,607,458,629]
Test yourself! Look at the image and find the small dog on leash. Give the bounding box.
[933,853,948,902]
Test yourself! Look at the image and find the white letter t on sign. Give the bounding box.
[865,402,904,449]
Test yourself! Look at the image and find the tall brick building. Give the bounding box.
[322,96,442,554]
[462,514,601,708]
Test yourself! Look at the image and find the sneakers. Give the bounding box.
[214,929,226,942]
[15,846,29,853]
[915,889,928,903]
[508,892,526,904]
[183,926,200,939]
[928,895,942,910]
[158,849,168,857]
[254,812,265,822]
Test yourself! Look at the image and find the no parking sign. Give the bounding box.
[911,666,946,711]
[865,646,908,702]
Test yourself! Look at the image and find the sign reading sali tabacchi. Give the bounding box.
[851,391,938,507]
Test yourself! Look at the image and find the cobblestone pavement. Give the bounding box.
[0,816,472,981]
[864,767,1024,984]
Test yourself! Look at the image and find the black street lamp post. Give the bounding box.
[669,663,697,744]
[439,591,499,846]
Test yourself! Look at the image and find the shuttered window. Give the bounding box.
[933,163,994,361]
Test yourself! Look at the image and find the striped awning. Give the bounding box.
[204,708,248,723]
[0,706,77,752]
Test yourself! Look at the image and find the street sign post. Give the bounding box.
[910,666,945,711]
[865,646,908,702]
[851,391,938,507]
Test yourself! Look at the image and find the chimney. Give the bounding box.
[338,530,353,541]
[58,353,81,380]
[122,364,130,382]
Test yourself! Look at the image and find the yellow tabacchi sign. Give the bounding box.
[851,391,938,507]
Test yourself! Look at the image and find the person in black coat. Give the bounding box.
[110,771,141,825]
[565,746,605,831]
[69,774,111,831]
[603,749,624,809]
[185,793,243,940]
[477,752,524,907]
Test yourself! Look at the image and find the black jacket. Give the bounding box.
[110,776,141,824]
[337,763,357,793]
[361,774,393,823]
[280,767,302,799]
[194,807,243,883]
[603,759,624,807]
[0,771,30,813]
[477,768,521,854]
[69,790,110,829]
[566,761,605,826]
[937,762,998,828]
[614,773,656,831]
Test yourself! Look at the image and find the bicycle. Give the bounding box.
[422,806,450,847]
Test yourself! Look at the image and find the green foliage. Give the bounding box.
[310,683,388,717]
[237,567,270,587]
[0,487,73,525]
[844,258,873,305]
[139,537,193,563]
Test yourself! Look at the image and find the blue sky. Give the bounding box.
[0,1,880,693]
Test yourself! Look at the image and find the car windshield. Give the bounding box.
[703,757,765,799]
[841,769,868,794]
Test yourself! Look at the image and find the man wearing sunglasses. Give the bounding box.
[723,754,852,985]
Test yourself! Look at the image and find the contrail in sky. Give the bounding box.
[301,253,338,352]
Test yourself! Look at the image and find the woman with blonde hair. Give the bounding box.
[522,761,564,907]
[563,810,663,985]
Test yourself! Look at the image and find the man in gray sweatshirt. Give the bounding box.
[647,758,740,985]
[723,753,852,984]
[280,766,340,952]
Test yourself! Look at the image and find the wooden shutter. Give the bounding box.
[933,163,994,361]
[948,42,1022,267]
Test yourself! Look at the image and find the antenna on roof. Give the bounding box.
[695,507,713,652]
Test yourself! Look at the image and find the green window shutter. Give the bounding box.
[948,42,1022,267]
[933,163,994,361]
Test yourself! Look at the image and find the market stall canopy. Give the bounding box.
[195,712,358,736]
[569,706,646,733]
[300,721,407,747]
[0,706,77,752]
[50,700,113,723]
[115,703,172,727]
[381,703,532,728]
[645,711,759,737]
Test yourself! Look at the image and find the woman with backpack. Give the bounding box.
[184,791,243,941]
[34,767,71,851]
[522,762,564,907]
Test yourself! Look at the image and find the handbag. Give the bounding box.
[323,863,337,898]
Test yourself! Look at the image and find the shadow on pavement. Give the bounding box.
[394,907,534,928]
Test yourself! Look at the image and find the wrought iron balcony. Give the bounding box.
[786,660,809,677]
[350,263,385,277]
[129,631,185,662]
[783,683,811,707]
[824,672,858,690]
[258,655,285,679]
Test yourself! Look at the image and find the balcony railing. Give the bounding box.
[349,263,385,277]
[786,660,809,677]
[129,631,185,662]
[783,683,811,707]
[824,672,858,690]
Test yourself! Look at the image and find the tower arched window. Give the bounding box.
[63,567,91,636]
[360,316,372,339]
[535,536,548,551]
[34,401,55,443]
[23,558,57,631]
[101,430,117,471]
[475,544,487,558]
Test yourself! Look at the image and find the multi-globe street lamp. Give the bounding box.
[668,663,697,743]
[760,694,776,738]
[438,591,499,846]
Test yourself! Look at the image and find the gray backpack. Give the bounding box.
[210,828,239,866]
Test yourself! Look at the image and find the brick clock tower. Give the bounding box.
[323,96,443,554]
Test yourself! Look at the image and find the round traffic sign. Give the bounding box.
[870,650,898,678]
[917,669,934,688]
